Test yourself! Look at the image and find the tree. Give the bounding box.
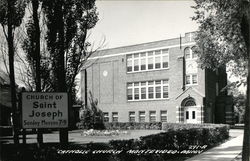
[0,0,26,145]
[192,0,250,160]
[41,0,98,144]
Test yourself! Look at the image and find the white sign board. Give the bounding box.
[22,92,68,128]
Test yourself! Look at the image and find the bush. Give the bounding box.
[110,124,230,150]
[76,92,105,130]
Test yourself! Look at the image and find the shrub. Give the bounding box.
[76,92,105,130]
[110,124,230,150]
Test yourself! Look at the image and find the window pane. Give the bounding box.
[134,82,139,86]
[162,49,169,54]
[162,55,169,68]
[155,56,161,69]
[139,111,145,122]
[155,50,161,55]
[186,111,189,119]
[185,47,191,59]
[127,83,133,87]
[163,86,169,98]
[140,52,146,57]
[191,46,198,58]
[148,57,153,69]
[141,58,146,71]
[112,112,118,122]
[192,111,196,119]
[134,88,139,100]
[127,89,133,100]
[129,111,135,122]
[163,80,168,84]
[141,82,146,86]
[192,74,198,84]
[149,111,156,122]
[141,87,146,99]
[155,86,161,98]
[155,80,161,85]
[134,59,139,71]
[160,111,167,122]
[127,59,132,72]
[127,54,132,59]
[148,51,153,56]
[148,81,154,85]
[186,75,191,85]
[148,87,154,99]
[134,53,139,58]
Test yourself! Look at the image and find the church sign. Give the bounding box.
[22,92,68,128]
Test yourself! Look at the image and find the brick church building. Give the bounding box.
[80,32,234,124]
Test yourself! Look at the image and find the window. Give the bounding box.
[141,87,146,99]
[103,112,109,122]
[127,88,133,100]
[134,59,139,71]
[192,111,196,119]
[134,88,139,100]
[112,112,118,122]
[139,111,145,122]
[126,49,169,72]
[127,55,133,72]
[186,74,198,85]
[185,46,198,59]
[148,57,153,69]
[186,111,189,119]
[149,111,156,122]
[184,47,191,59]
[155,56,161,69]
[127,80,169,101]
[160,111,167,122]
[129,111,135,122]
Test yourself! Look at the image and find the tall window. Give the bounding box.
[160,111,167,122]
[129,111,135,122]
[127,80,169,101]
[186,74,198,85]
[112,112,118,122]
[126,49,169,73]
[139,111,145,122]
[103,112,109,122]
[149,111,156,122]
[185,46,197,59]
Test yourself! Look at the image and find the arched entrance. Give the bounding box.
[181,97,198,123]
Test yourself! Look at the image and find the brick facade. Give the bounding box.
[80,32,233,124]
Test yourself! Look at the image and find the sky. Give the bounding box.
[89,0,198,49]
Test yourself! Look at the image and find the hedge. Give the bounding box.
[110,124,230,150]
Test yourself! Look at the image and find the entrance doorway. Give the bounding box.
[185,106,197,123]
[181,97,198,124]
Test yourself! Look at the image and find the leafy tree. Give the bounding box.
[0,0,26,145]
[192,0,250,160]
[77,91,104,130]
[41,0,98,144]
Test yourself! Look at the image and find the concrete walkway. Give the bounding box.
[185,130,243,161]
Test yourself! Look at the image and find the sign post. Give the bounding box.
[22,92,68,129]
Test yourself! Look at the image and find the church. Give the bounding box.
[80,32,234,124]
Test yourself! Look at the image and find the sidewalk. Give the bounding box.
[185,130,243,161]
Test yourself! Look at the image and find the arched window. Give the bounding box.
[184,47,191,59]
[181,97,196,107]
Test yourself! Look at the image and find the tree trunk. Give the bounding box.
[32,0,43,145]
[243,2,250,161]
[56,0,68,145]
[7,0,19,145]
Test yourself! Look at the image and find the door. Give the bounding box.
[185,106,197,123]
